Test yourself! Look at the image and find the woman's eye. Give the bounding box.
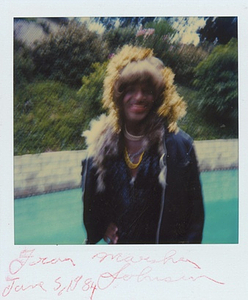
[125,86,135,94]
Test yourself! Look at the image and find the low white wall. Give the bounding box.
[14,139,238,198]
[14,150,87,198]
[195,139,238,171]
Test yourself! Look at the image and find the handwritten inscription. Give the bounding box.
[92,250,201,269]
[2,249,224,299]
[9,249,75,275]
[2,276,47,297]
[54,276,97,299]
[97,263,224,291]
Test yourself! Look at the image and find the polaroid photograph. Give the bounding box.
[1,1,248,299]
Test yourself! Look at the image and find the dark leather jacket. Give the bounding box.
[82,129,204,244]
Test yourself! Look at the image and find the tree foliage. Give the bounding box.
[93,17,157,30]
[14,62,109,155]
[14,39,35,87]
[14,17,239,155]
[198,17,237,45]
[193,38,238,132]
[136,19,208,85]
[136,19,177,63]
[103,26,137,53]
[172,44,208,85]
[32,20,109,88]
[77,62,107,130]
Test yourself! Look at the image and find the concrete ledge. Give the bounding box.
[194,139,238,171]
[14,139,238,198]
[14,150,87,198]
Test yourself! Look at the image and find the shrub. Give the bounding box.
[135,19,208,86]
[77,62,108,130]
[172,44,209,85]
[14,39,35,87]
[193,38,238,129]
[14,81,85,155]
[32,20,108,88]
[136,19,176,66]
[103,26,137,53]
[177,85,237,140]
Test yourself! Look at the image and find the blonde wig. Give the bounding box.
[102,45,187,132]
[83,45,187,191]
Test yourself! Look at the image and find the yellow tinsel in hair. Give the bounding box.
[102,45,154,110]
[102,45,187,133]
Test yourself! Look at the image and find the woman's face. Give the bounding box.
[122,82,155,125]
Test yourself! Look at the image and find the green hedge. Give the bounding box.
[14,81,85,155]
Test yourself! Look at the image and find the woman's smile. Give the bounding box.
[123,82,155,124]
[128,101,149,113]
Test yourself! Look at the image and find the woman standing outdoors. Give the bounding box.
[82,45,204,244]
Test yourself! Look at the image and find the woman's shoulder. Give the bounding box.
[175,129,193,144]
[165,128,194,156]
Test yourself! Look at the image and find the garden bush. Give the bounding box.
[14,81,85,155]
[193,38,238,129]
[32,20,108,88]
[77,62,107,131]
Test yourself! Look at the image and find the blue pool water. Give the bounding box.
[14,169,238,245]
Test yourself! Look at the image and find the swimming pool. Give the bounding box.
[14,169,238,245]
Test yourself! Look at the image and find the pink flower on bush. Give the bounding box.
[136,27,155,38]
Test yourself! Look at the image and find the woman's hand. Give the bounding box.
[104,222,118,244]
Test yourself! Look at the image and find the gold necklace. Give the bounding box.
[124,147,145,169]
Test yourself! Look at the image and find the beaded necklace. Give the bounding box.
[124,147,145,169]
[124,126,145,169]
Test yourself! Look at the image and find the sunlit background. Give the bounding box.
[14,17,238,244]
